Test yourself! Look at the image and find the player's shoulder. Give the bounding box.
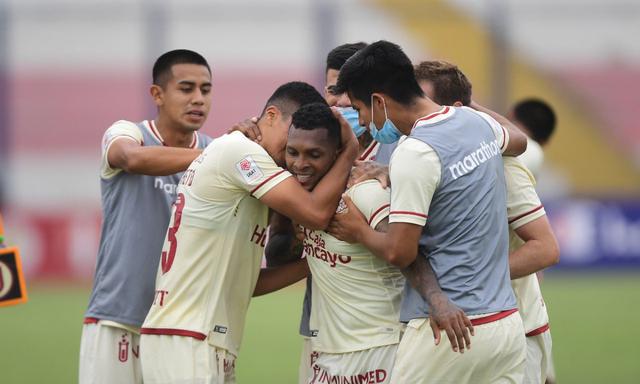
[346,180,390,208]
[107,119,142,132]
[219,131,264,152]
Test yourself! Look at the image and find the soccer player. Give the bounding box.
[414,59,560,384]
[282,102,404,383]
[80,49,214,384]
[328,40,528,383]
[509,98,557,176]
[139,82,359,383]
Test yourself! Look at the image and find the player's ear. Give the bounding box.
[263,106,279,126]
[150,84,164,107]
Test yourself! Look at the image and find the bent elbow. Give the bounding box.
[548,243,560,267]
[387,251,413,269]
[304,211,332,231]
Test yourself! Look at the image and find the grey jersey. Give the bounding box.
[399,107,516,322]
[85,121,212,327]
[298,141,397,337]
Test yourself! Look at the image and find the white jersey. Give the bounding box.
[504,157,549,335]
[306,180,404,354]
[518,137,544,177]
[358,141,381,162]
[141,131,291,356]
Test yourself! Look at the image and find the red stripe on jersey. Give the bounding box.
[412,106,450,129]
[359,141,379,161]
[470,308,518,326]
[140,328,207,340]
[389,211,428,219]
[526,323,550,337]
[508,205,544,224]
[368,204,390,225]
[149,120,167,146]
[190,132,198,149]
[83,317,99,324]
[250,169,287,195]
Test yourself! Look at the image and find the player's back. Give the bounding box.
[306,180,404,353]
[142,132,286,356]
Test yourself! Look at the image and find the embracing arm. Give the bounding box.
[253,258,309,297]
[108,138,202,176]
[469,101,527,156]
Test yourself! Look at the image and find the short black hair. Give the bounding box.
[513,99,557,145]
[326,42,368,72]
[291,102,341,149]
[262,82,327,118]
[152,49,211,87]
[335,40,424,106]
[414,60,472,106]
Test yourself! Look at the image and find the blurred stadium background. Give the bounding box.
[1,0,639,382]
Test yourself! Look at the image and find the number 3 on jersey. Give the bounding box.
[161,193,185,274]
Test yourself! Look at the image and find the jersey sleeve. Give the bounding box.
[219,133,291,199]
[503,157,546,230]
[463,107,509,154]
[346,180,391,229]
[100,120,143,179]
[388,138,441,226]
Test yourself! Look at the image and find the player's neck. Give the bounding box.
[388,97,442,135]
[153,118,195,148]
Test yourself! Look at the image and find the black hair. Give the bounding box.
[414,60,472,106]
[326,42,368,72]
[335,40,424,106]
[262,81,327,118]
[290,102,341,149]
[152,49,211,87]
[513,99,557,145]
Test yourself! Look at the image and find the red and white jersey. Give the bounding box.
[141,131,291,356]
[306,180,404,353]
[504,157,550,335]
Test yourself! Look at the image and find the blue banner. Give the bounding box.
[545,199,640,267]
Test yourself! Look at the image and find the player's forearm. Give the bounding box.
[252,259,310,297]
[402,250,445,305]
[509,239,560,279]
[120,147,202,176]
[355,224,416,268]
[304,145,359,229]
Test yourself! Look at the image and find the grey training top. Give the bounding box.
[85,121,211,327]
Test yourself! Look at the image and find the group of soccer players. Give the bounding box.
[80,40,559,384]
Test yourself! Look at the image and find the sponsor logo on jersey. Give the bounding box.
[302,229,352,267]
[235,156,264,184]
[154,177,178,195]
[310,330,318,337]
[118,334,130,362]
[310,366,387,384]
[448,139,501,180]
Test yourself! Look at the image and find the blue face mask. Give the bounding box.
[338,107,366,137]
[369,95,403,144]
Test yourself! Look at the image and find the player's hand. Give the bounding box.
[326,194,367,243]
[227,117,261,142]
[348,161,390,189]
[429,292,474,354]
[331,107,358,156]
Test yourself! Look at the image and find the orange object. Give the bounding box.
[0,246,29,307]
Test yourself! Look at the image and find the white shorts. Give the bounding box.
[524,329,553,384]
[79,322,142,384]
[391,310,526,384]
[299,337,318,384]
[140,334,236,384]
[309,343,397,384]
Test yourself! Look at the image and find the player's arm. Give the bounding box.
[253,258,309,297]
[510,216,560,279]
[402,248,474,354]
[259,110,359,230]
[469,101,527,156]
[107,138,202,176]
[329,199,422,268]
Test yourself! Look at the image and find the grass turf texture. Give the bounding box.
[0,273,638,383]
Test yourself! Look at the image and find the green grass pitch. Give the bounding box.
[0,273,639,383]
